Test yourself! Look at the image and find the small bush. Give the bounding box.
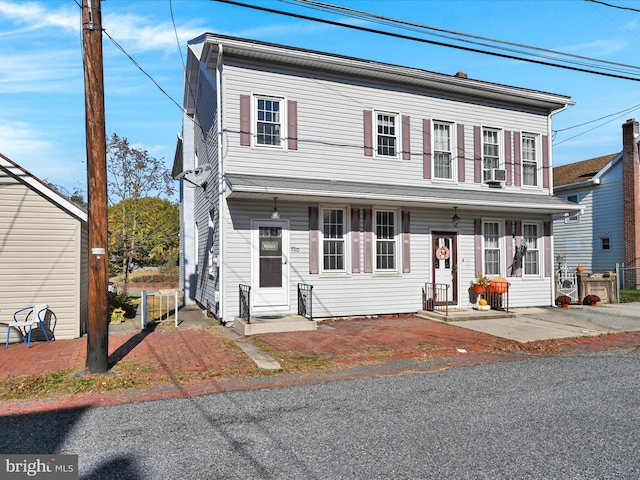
[582,294,601,305]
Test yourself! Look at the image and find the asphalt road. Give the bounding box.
[2,348,639,479]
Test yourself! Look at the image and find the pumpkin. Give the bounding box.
[576,265,584,272]
[478,299,488,306]
[489,277,509,294]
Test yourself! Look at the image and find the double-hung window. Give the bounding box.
[522,133,538,187]
[522,223,540,275]
[433,121,453,180]
[375,210,397,270]
[322,208,346,272]
[256,96,282,146]
[483,221,501,276]
[565,193,580,223]
[482,128,501,170]
[376,111,398,157]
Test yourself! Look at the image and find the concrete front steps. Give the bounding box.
[233,314,317,336]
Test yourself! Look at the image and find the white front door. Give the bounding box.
[252,220,289,310]
[433,232,457,303]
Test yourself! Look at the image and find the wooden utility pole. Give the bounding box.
[82,0,109,373]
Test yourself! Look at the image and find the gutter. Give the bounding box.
[216,44,225,323]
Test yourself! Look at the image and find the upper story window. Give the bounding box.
[375,210,397,271]
[522,133,539,187]
[483,220,502,276]
[482,128,501,170]
[433,121,454,180]
[256,96,282,147]
[601,237,611,251]
[565,193,581,223]
[322,208,346,272]
[523,222,541,276]
[376,111,398,157]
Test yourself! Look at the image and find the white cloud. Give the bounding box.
[0,0,78,34]
[559,38,628,57]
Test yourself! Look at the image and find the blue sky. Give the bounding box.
[2,0,640,198]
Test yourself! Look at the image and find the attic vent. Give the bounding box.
[455,71,468,78]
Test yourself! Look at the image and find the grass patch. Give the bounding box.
[249,339,337,374]
[620,290,640,303]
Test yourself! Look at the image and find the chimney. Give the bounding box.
[622,118,640,279]
[454,71,468,79]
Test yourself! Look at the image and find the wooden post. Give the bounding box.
[83,0,109,373]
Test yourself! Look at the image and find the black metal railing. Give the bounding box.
[239,284,251,322]
[298,283,313,321]
[422,283,450,316]
[471,283,510,312]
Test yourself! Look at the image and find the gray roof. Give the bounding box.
[225,173,578,215]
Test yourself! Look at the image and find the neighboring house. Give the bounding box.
[553,118,639,276]
[173,33,577,325]
[0,153,88,340]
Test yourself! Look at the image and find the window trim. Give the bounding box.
[252,94,286,149]
[521,132,540,188]
[374,109,400,159]
[374,208,400,273]
[482,127,503,170]
[600,236,611,251]
[565,193,581,223]
[482,219,503,277]
[522,221,542,277]
[432,120,456,181]
[320,206,349,274]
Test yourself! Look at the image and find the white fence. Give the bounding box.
[140,289,180,329]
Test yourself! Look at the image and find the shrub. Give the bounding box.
[583,294,601,305]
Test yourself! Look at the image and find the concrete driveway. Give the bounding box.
[448,303,640,343]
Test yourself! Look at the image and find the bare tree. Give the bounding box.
[107,133,174,289]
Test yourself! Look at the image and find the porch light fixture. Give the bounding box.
[451,207,460,228]
[271,197,280,219]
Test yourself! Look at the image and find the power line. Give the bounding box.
[213,0,640,82]
[586,0,640,13]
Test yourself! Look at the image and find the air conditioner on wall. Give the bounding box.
[484,168,506,184]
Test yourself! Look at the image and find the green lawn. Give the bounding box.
[619,290,640,303]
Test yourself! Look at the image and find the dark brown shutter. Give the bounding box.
[544,221,552,277]
[423,118,431,179]
[364,208,373,273]
[474,126,482,183]
[474,219,483,274]
[513,131,522,186]
[363,110,373,156]
[287,100,298,150]
[542,135,550,188]
[240,95,251,146]
[351,208,360,273]
[402,211,410,273]
[309,206,319,274]
[504,131,512,186]
[402,115,411,160]
[457,123,465,183]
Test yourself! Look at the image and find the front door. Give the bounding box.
[433,232,458,303]
[252,220,289,310]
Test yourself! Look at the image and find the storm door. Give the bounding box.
[252,220,289,309]
[432,232,458,303]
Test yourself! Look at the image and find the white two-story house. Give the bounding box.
[173,33,577,327]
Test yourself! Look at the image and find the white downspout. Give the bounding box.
[216,44,225,322]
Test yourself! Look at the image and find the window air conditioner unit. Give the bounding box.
[484,168,506,184]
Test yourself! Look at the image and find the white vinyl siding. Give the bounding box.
[433,121,453,180]
[0,172,86,340]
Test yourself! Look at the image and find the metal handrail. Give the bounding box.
[239,284,251,322]
[298,283,313,321]
[422,283,450,316]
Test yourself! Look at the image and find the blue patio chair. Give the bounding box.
[4,305,51,348]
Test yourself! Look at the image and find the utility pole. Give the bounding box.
[82,0,109,373]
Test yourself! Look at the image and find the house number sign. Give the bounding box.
[435,245,450,260]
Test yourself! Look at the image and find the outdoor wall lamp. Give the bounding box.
[451,207,460,228]
[271,197,280,219]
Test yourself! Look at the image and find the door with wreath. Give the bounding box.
[432,232,458,304]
